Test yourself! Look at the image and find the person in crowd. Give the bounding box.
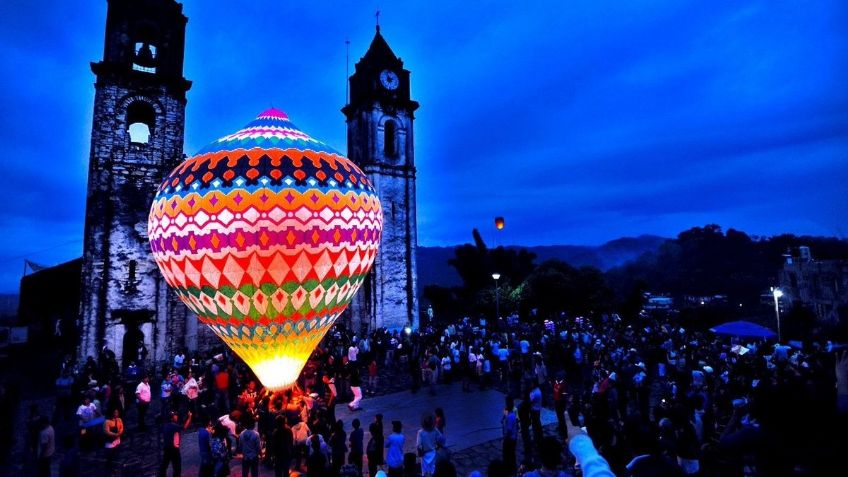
[58,434,80,477]
[159,410,192,477]
[517,390,533,464]
[161,370,174,419]
[306,435,328,477]
[385,420,405,477]
[434,408,446,436]
[292,415,312,470]
[76,396,98,430]
[211,423,233,477]
[367,414,384,477]
[529,381,543,450]
[502,396,518,475]
[199,415,215,477]
[349,366,364,411]
[237,413,262,477]
[135,375,152,430]
[367,360,379,395]
[184,371,200,417]
[563,413,616,477]
[329,419,348,476]
[417,414,442,477]
[103,409,124,467]
[271,415,294,477]
[348,418,364,476]
[37,416,55,477]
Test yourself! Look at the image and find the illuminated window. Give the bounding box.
[384,120,396,157]
[127,101,155,144]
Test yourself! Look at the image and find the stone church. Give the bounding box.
[75,0,419,367]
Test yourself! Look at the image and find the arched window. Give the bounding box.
[384,120,396,157]
[126,101,155,144]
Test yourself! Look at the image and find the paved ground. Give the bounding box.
[335,382,557,454]
[11,379,560,477]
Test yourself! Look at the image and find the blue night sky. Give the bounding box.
[0,0,846,292]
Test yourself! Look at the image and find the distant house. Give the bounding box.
[778,246,848,325]
[17,258,82,345]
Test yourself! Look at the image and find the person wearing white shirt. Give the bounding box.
[135,376,151,430]
[183,372,200,416]
[173,351,186,370]
[348,344,359,363]
[76,398,98,428]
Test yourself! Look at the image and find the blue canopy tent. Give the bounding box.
[709,320,777,339]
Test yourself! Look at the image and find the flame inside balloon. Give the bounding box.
[148,109,382,391]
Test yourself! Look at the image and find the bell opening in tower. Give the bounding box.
[133,42,157,73]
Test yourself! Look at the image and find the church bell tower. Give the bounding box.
[343,26,419,331]
[79,0,192,365]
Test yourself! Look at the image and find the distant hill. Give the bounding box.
[418,235,667,289]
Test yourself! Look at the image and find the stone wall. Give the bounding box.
[348,105,419,331]
[79,81,191,366]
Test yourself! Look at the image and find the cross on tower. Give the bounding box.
[375,10,381,28]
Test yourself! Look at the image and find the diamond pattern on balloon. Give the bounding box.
[270,289,288,314]
[267,254,290,285]
[319,207,334,223]
[252,290,268,315]
[222,255,245,287]
[243,207,260,224]
[170,260,187,288]
[268,207,285,222]
[194,210,209,226]
[246,254,265,285]
[218,209,234,225]
[313,251,333,281]
[291,252,313,282]
[348,251,362,275]
[332,251,349,277]
[213,291,233,316]
[231,290,251,316]
[324,283,339,306]
[290,286,307,310]
[201,257,222,288]
[183,260,202,287]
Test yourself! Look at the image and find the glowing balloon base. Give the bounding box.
[149,109,382,393]
[249,355,311,392]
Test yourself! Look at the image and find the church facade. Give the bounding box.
[76,0,418,366]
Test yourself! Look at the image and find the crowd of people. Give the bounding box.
[29,309,848,477]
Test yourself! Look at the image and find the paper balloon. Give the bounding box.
[148,108,382,391]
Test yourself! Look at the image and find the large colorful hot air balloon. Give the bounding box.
[148,109,382,391]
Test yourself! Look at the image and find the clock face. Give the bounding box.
[380,70,399,90]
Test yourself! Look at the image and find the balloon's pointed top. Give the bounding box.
[196,108,339,155]
[256,108,289,121]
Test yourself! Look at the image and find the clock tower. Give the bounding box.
[343,26,419,331]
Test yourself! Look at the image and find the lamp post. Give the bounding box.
[492,273,501,320]
[772,287,783,342]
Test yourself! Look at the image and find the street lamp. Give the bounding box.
[492,273,501,320]
[772,287,783,342]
